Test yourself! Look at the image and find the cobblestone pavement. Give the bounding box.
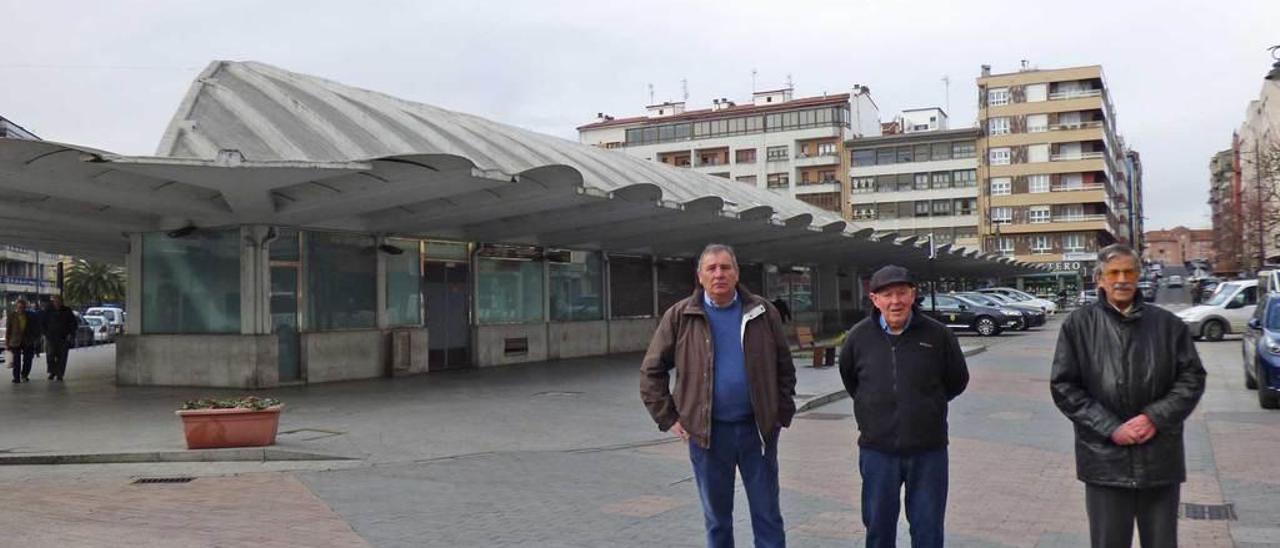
[4,313,1279,547]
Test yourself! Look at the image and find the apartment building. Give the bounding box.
[0,115,66,303]
[1209,147,1244,275]
[1144,226,1215,266]
[1235,64,1280,272]
[578,87,882,217]
[976,64,1135,295]
[846,109,981,251]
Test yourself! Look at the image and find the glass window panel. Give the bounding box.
[897,147,913,163]
[306,232,377,330]
[385,238,422,327]
[142,229,240,334]
[477,255,544,324]
[852,149,876,166]
[914,144,931,161]
[549,250,603,322]
[952,142,976,158]
[609,255,654,318]
[270,228,299,262]
[876,148,896,165]
[932,143,951,160]
[657,259,696,314]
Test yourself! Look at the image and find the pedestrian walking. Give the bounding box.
[640,243,796,548]
[837,264,969,548]
[42,295,77,381]
[6,299,42,383]
[1051,243,1206,548]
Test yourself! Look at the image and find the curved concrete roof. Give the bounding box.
[0,60,1043,277]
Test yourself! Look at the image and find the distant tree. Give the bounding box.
[63,259,125,308]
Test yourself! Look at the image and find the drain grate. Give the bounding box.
[796,412,850,421]
[1181,502,1236,521]
[132,477,195,485]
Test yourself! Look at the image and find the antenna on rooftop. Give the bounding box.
[942,75,951,114]
[751,68,757,93]
[647,83,654,105]
[681,78,688,102]
[786,73,794,90]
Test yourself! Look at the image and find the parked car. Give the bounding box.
[919,294,1018,336]
[1136,280,1157,302]
[70,312,95,348]
[955,292,1045,331]
[84,306,125,336]
[1166,275,1184,288]
[1242,293,1280,409]
[1177,280,1259,341]
[84,315,113,344]
[977,287,1059,315]
[1077,289,1099,306]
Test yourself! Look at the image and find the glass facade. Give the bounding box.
[306,232,377,330]
[609,255,654,318]
[385,238,422,327]
[624,106,849,146]
[142,229,240,334]
[548,250,603,322]
[476,245,544,324]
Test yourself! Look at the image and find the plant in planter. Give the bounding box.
[176,396,285,449]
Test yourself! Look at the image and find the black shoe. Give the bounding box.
[11,379,19,384]
[48,374,54,380]
[22,377,29,382]
[55,377,62,381]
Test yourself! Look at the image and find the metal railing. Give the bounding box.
[1050,151,1105,162]
[1048,89,1103,101]
[1050,182,1107,192]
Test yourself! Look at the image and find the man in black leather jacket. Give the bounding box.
[1051,244,1205,548]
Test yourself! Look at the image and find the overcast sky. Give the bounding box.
[2,0,1276,231]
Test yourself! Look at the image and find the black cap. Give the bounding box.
[869,265,915,293]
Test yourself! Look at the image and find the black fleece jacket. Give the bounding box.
[838,308,970,454]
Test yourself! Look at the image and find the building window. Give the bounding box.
[932,200,951,215]
[142,229,241,334]
[991,206,1012,223]
[952,142,976,158]
[990,177,1012,196]
[953,170,977,187]
[988,87,1010,106]
[1027,113,1049,133]
[609,255,654,318]
[657,259,696,314]
[385,238,422,327]
[954,198,976,216]
[1029,174,1050,193]
[1063,233,1086,252]
[817,142,837,156]
[1030,206,1051,224]
[988,117,1011,136]
[852,206,877,220]
[307,232,378,330]
[997,237,1015,255]
[1060,204,1085,221]
[797,192,841,212]
[914,173,931,190]
[736,175,758,186]
[767,146,789,162]
[897,146,914,163]
[548,250,603,322]
[852,177,875,193]
[1031,235,1052,253]
[931,172,952,189]
[735,148,757,164]
[989,147,1011,165]
[767,173,789,188]
[852,149,876,166]
[876,148,896,165]
[931,142,951,161]
[914,144,932,161]
[915,201,930,217]
[476,245,545,324]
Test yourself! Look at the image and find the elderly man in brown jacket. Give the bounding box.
[641,243,796,548]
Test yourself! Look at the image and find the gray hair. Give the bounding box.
[1094,243,1143,277]
[697,243,739,271]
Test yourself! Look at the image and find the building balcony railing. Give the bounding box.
[793,152,840,167]
[1049,89,1103,101]
[1048,120,1104,132]
[1050,151,1105,162]
[1050,182,1107,193]
[1055,214,1108,223]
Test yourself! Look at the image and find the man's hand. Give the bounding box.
[670,421,690,442]
[1110,414,1157,445]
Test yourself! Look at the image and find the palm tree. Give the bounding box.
[63,259,125,308]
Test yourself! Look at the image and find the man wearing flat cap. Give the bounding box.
[837,265,970,548]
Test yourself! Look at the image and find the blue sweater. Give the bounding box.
[705,294,752,422]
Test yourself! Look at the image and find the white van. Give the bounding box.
[1176,280,1259,341]
[84,307,126,336]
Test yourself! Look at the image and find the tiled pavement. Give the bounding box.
[2,312,1279,546]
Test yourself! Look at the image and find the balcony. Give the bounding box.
[1051,182,1107,193]
[1048,120,1104,131]
[793,152,840,167]
[1050,151,1105,162]
[1049,89,1103,101]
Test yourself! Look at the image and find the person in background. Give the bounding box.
[42,295,77,381]
[6,299,42,383]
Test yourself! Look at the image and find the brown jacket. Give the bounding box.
[640,286,797,449]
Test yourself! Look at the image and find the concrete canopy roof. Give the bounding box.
[0,60,1043,278]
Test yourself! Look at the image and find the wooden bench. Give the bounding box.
[795,326,836,368]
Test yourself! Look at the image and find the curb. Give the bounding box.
[0,448,355,466]
[795,344,987,414]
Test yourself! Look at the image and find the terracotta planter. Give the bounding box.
[175,405,284,449]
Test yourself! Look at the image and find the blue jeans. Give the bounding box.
[688,420,785,548]
[859,446,948,548]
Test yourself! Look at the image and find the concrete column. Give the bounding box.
[125,233,143,334]
[375,239,388,329]
[240,225,273,335]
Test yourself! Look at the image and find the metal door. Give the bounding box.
[424,261,471,369]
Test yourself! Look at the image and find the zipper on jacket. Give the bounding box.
[880,329,902,452]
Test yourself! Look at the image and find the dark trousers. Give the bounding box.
[688,420,785,548]
[45,338,70,378]
[859,446,948,548]
[1085,483,1180,548]
[10,347,34,381]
